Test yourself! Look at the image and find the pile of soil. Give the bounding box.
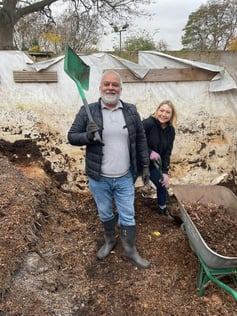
[185,203,237,257]
[0,139,236,315]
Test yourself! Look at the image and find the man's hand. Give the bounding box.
[87,121,99,141]
[142,166,150,186]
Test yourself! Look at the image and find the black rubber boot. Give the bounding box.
[158,207,183,225]
[120,225,150,269]
[97,218,117,259]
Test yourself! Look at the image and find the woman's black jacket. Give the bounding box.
[142,116,175,174]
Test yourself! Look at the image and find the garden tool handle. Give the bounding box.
[153,160,163,179]
[153,159,172,204]
[64,45,103,143]
[93,131,103,143]
[83,97,103,144]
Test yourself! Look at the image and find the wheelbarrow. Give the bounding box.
[172,184,237,301]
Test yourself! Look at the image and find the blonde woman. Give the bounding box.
[142,100,177,220]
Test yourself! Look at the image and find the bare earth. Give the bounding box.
[0,139,236,315]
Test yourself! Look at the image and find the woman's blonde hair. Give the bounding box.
[152,100,177,126]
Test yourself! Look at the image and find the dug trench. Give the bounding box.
[0,138,236,315]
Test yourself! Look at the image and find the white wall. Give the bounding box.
[1,51,237,185]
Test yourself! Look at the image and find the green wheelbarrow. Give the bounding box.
[172,184,237,301]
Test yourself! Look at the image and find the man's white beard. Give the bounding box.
[101,93,120,105]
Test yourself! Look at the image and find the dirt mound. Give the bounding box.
[0,139,236,315]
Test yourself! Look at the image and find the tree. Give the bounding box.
[113,30,168,52]
[0,0,151,50]
[122,35,156,52]
[156,39,168,52]
[14,10,100,53]
[54,11,100,52]
[182,0,237,50]
[14,12,51,51]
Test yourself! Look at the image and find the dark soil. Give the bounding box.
[0,139,236,315]
[185,203,237,257]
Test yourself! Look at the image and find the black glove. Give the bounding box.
[86,121,99,141]
[142,166,150,186]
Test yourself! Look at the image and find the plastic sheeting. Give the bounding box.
[0,50,237,186]
[1,50,237,120]
[22,50,237,91]
[138,51,237,92]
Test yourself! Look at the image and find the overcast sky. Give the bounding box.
[98,0,208,51]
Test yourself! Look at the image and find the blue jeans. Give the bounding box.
[149,166,167,207]
[88,171,135,226]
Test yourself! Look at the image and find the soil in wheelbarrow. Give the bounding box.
[184,203,237,257]
[0,138,236,315]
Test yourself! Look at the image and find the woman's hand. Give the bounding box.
[161,173,169,187]
[150,150,160,161]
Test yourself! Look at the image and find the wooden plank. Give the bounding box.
[13,71,58,83]
[106,68,217,83]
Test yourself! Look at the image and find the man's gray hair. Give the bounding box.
[101,70,123,87]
